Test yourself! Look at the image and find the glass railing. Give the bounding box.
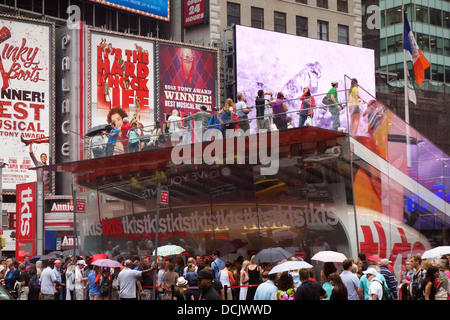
[83,89,352,157]
[343,74,450,208]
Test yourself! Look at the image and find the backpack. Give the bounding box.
[373,278,393,300]
[99,274,111,294]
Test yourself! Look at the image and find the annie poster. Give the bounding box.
[90,31,155,147]
[0,18,52,191]
[159,43,217,123]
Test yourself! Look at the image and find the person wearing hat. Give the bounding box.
[74,260,87,300]
[363,267,384,300]
[197,269,222,300]
[378,258,398,299]
[357,261,386,300]
[326,81,342,131]
[173,276,195,300]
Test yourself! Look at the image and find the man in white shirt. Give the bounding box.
[40,260,62,300]
[117,259,153,300]
[340,258,360,300]
[235,93,251,132]
[364,268,383,300]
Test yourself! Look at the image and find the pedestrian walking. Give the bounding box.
[294,268,328,300]
[117,259,152,300]
[340,258,360,300]
[328,272,348,300]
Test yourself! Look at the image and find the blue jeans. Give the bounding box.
[330,108,341,131]
[129,142,139,153]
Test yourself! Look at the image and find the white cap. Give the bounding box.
[363,267,378,276]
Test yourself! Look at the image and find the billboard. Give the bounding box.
[235,25,376,133]
[184,0,209,28]
[0,17,53,191]
[90,31,155,152]
[16,182,37,261]
[159,43,217,123]
[89,0,170,21]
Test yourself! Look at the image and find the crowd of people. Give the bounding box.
[90,80,363,158]
[1,250,449,301]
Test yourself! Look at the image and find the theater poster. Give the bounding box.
[0,17,53,191]
[90,31,155,138]
[159,43,217,123]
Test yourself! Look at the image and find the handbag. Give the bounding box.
[322,96,333,105]
[305,116,313,126]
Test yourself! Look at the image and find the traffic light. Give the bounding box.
[0,236,5,248]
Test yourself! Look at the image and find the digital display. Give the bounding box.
[90,0,170,21]
[235,25,376,133]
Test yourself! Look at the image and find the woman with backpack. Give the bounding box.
[95,267,112,300]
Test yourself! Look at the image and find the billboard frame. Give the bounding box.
[0,14,55,195]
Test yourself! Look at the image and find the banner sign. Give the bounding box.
[0,18,52,191]
[183,0,209,28]
[90,31,155,152]
[16,182,37,261]
[159,43,217,123]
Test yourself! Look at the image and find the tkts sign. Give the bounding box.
[16,182,37,261]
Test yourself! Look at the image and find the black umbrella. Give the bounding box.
[39,251,64,261]
[252,247,293,263]
[61,248,92,258]
[85,124,111,137]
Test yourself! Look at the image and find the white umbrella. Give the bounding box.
[311,250,347,263]
[422,246,450,260]
[91,259,123,268]
[152,245,185,257]
[269,261,313,274]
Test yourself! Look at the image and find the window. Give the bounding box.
[429,8,442,26]
[296,16,308,37]
[430,37,443,54]
[227,2,240,26]
[444,11,450,28]
[380,38,386,55]
[416,33,429,52]
[317,20,329,41]
[337,0,348,13]
[385,6,402,25]
[251,7,264,29]
[431,64,444,82]
[387,34,403,53]
[274,11,287,33]
[444,38,450,55]
[338,25,349,44]
[296,0,307,4]
[416,5,429,24]
[445,66,450,83]
[317,0,328,9]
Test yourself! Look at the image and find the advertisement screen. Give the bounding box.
[89,0,169,21]
[90,31,155,151]
[159,43,217,123]
[235,25,376,132]
[16,182,37,261]
[0,18,52,191]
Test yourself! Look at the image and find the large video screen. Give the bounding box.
[90,0,170,21]
[235,25,376,132]
[0,18,53,191]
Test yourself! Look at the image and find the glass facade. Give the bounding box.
[69,77,449,277]
[380,0,450,84]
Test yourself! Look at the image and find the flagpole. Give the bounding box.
[402,1,411,168]
[402,1,409,124]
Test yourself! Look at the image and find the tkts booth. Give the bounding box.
[38,24,450,280]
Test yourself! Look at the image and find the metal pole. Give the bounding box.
[152,182,161,300]
[71,184,78,259]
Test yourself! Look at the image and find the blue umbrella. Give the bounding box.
[30,255,42,263]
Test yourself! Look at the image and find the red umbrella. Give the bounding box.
[86,254,108,265]
[367,255,381,262]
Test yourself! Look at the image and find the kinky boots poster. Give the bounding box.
[0,17,53,191]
